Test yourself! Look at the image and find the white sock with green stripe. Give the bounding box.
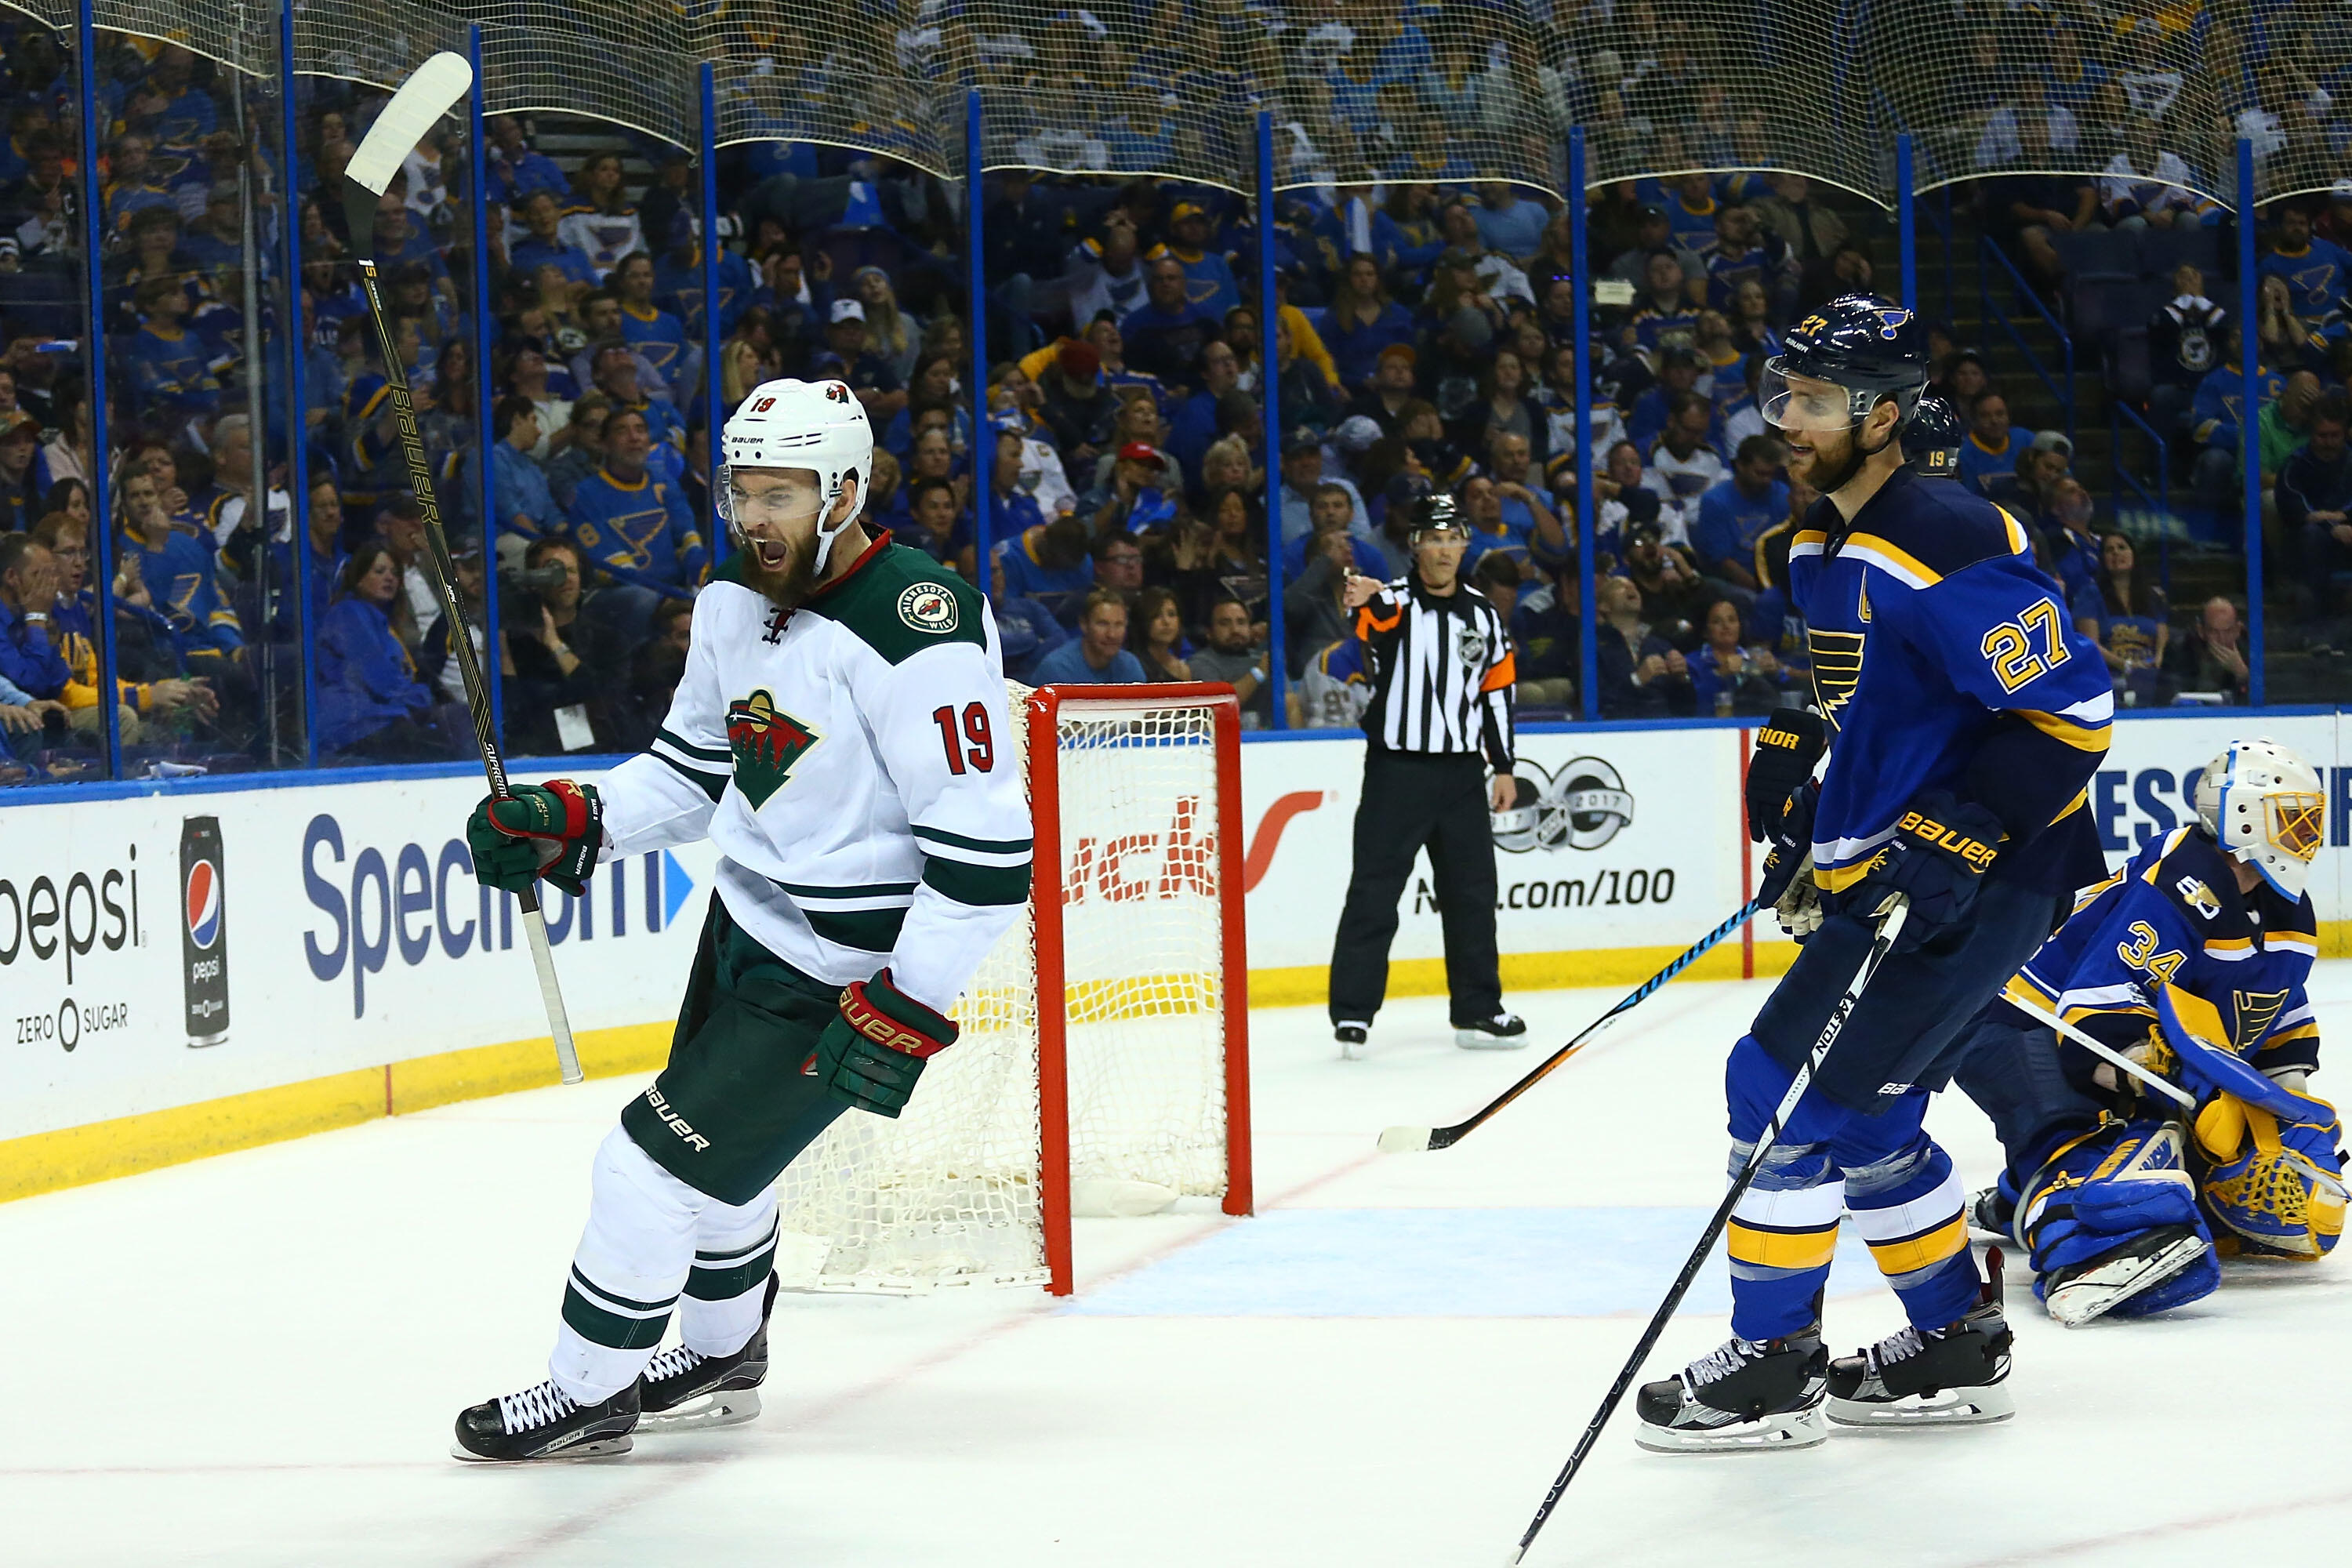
[548,1127,702,1404]
[681,1198,780,1358]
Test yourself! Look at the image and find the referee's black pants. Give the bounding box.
[1328,750,1501,1026]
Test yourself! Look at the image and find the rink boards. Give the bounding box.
[1,710,2344,1197]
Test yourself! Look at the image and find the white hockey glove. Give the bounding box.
[1773,852,1823,939]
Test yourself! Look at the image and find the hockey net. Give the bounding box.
[772,683,1251,1296]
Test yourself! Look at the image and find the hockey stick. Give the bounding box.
[1998,992,2194,1110]
[344,54,583,1087]
[1504,896,1909,1566]
[1378,897,1766,1154]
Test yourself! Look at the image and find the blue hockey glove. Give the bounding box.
[1830,790,2002,951]
[1755,779,1818,909]
[1744,709,1827,842]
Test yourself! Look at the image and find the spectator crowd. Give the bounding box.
[1,8,2345,779]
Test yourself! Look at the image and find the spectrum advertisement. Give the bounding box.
[4,712,2348,1151]
[0,767,716,1143]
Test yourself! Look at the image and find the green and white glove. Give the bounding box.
[466,780,604,897]
[815,968,959,1118]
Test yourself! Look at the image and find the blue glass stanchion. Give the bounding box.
[468,24,503,745]
[2238,137,2263,707]
[1570,127,1599,724]
[74,0,122,777]
[1896,133,1918,313]
[699,64,721,488]
[280,0,318,764]
[965,89,990,590]
[1258,110,1286,729]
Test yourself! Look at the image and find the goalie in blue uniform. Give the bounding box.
[1635,296,2114,1453]
[1953,739,2344,1327]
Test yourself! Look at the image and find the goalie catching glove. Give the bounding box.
[468,781,603,896]
[815,969,960,1118]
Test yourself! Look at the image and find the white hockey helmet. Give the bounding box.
[718,377,873,573]
[2194,739,2324,900]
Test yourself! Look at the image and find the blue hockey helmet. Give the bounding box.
[1762,294,1930,435]
[1905,394,1965,478]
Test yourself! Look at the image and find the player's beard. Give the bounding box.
[1788,425,1868,495]
[736,527,819,610]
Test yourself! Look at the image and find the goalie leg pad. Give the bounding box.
[2018,1119,2215,1324]
[2198,1094,2347,1260]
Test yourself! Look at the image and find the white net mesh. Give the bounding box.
[771,685,1232,1294]
[1054,698,1229,1203]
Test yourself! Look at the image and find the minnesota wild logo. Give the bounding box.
[726,689,819,808]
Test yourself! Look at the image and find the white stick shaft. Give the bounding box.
[2003,992,2195,1109]
[521,907,583,1085]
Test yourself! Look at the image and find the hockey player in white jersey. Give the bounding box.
[450,379,1032,1461]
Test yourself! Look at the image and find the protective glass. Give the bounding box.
[2269,792,2324,863]
[1760,360,1869,433]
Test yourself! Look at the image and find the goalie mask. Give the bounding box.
[718,377,873,575]
[2194,739,2323,900]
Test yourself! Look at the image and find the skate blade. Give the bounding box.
[1454,1032,1530,1051]
[637,1388,762,1432]
[1635,1404,1827,1454]
[449,1433,635,1464]
[1827,1382,2013,1428]
[1340,1040,1369,1062]
[2047,1236,2210,1327]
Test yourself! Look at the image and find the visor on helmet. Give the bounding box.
[717,464,825,539]
[1761,358,1878,434]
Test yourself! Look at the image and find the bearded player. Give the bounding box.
[1634,296,2113,1451]
[450,379,1032,1461]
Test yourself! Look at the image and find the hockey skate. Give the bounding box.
[1633,1327,1828,1453]
[452,1379,639,1462]
[1826,1252,2013,1427]
[1454,1012,1528,1050]
[1334,1022,1370,1061]
[2042,1223,2210,1327]
[1965,1183,2014,1242]
[637,1274,779,1432]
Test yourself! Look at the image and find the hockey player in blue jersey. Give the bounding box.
[1952,739,2342,1327]
[1635,296,2114,1452]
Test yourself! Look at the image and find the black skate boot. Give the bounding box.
[452,1378,639,1462]
[1633,1326,1828,1453]
[1825,1250,2014,1427]
[638,1272,779,1432]
[1454,1012,1528,1051]
[1965,1184,2014,1242]
[1334,1022,1370,1062]
[2042,1223,2209,1327]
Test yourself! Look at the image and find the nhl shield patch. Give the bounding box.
[725,689,819,808]
[898,583,960,634]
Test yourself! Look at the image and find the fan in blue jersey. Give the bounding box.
[565,406,707,639]
[1951,740,2341,1327]
[1637,294,2114,1455]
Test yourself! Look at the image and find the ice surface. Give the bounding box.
[7,966,2350,1566]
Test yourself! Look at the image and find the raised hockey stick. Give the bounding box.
[1998,992,2194,1111]
[1378,897,1766,1154]
[1504,897,1909,1566]
[343,54,583,1086]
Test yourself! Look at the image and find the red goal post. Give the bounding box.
[1029,684,1254,1295]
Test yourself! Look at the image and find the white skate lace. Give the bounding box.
[1865,1326,1926,1372]
[1683,1338,1762,1388]
[643,1345,708,1384]
[497,1381,580,1435]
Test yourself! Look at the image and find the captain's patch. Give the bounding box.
[898,583,960,634]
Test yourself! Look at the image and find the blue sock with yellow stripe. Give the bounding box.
[1846,1138,1979,1329]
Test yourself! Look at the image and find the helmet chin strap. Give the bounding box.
[810,478,856,576]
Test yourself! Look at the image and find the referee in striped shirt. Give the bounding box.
[1329,494,1527,1059]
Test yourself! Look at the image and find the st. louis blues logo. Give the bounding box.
[725,689,820,808]
[185,856,223,949]
[1873,306,1911,340]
